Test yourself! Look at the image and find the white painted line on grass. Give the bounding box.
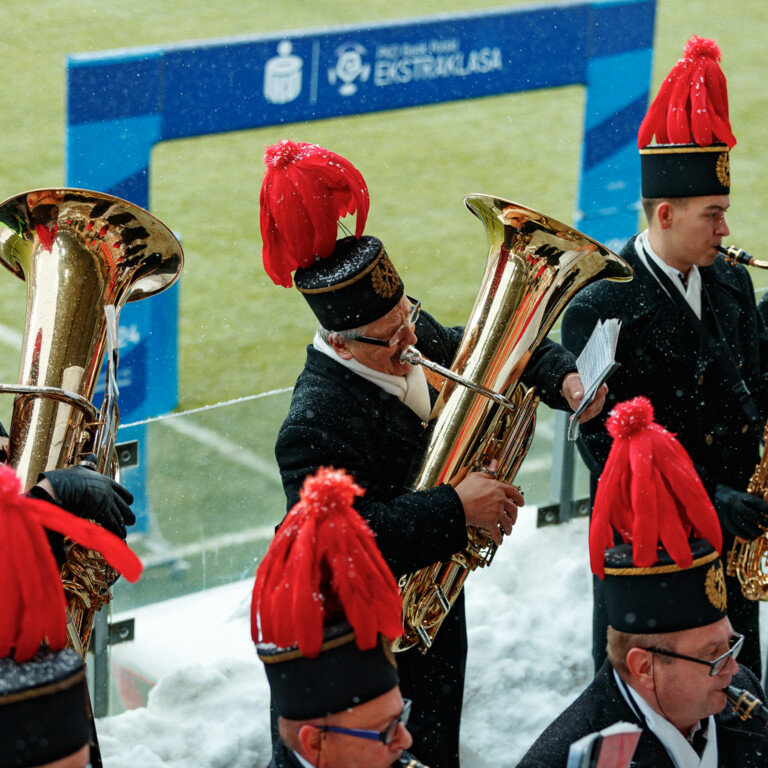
[160,415,281,481]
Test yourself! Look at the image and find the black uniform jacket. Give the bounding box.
[275,309,576,579]
[517,660,768,768]
[562,237,768,496]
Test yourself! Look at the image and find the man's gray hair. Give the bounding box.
[317,321,368,345]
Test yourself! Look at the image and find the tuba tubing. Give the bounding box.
[0,188,184,655]
[393,194,633,654]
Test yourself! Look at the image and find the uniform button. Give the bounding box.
[742,424,750,433]
[705,434,714,446]
[697,375,704,386]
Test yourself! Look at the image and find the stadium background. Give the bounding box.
[1,0,767,615]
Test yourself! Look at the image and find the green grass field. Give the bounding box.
[1,0,767,613]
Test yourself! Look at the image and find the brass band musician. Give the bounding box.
[258,140,606,767]
[518,398,768,768]
[562,36,768,677]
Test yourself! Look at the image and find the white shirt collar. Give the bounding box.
[313,331,432,423]
[292,750,316,768]
[635,231,702,318]
[613,668,717,767]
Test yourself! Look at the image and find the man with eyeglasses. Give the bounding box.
[253,467,429,768]
[518,398,768,768]
[562,37,768,679]
[260,141,604,768]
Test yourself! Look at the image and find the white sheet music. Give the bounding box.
[568,318,622,441]
[566,721,642,768]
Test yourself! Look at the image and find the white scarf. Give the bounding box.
[635,231,703,318]
[313,332,432,423]
[614,669,717,768]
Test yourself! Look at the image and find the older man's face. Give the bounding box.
[311,687,413,768]
[340,296,418,377]
[647,617,739,733]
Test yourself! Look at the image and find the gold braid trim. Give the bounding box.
[297,247,399,294]
[0,667,85,707]
[639,145,729,155]
[258,630,357,664]
[603,549,719,576]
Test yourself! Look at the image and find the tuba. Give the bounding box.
[393,194,633,654]
[0,188,183,655]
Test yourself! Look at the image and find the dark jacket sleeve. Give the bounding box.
[522,337,576,411]
[275,315,468,580]
[561,291,614,477]
[276,418,467,578]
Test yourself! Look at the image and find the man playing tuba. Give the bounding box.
[258,140,607,768]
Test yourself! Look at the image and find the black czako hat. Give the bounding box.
[590,397,727,634]
[0,463,143,767]
[0,648,90,768]
[259,140,403,331]
[602,539,727,634]
[638,36,735,199]
[251,467,404,720]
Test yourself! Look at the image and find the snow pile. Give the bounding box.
[98,510,766,767]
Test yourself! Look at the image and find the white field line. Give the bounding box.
[159,415,281,481]
[0,323,22,349]
[133,524,277,567]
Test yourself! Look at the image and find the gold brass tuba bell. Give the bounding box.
[0,188,183,654]
[393,194,633,654]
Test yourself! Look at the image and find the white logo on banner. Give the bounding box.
[328,43,371,96]
[264,41,303,104]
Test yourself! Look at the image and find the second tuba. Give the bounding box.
[394,194,633,654]
[0,188,183,654]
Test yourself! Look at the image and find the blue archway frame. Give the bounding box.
[67,0,656,257]
[65,0,656,522]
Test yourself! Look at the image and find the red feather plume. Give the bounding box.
[638,36,736,149]
[0,465,143,662]
[590,397,722,579]
[251,466,403,659]
[259,140,370,288]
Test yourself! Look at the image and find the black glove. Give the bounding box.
[40,462,135,540]
[713,484,768,541]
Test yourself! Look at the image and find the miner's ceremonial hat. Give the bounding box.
[251,467,403,720]
[259,140,403,331]
[0,463,143,766]
[590,397,727,633]
[638,36,736,199]
[0,648,90,768]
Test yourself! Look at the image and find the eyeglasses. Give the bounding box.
[353,301,421,348]
[645,632,744,676]
[319,698,412,744]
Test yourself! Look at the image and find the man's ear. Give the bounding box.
[297,724,323,757]
[626,647,656,692]
[656,201,674,230]
[329,333,353,360]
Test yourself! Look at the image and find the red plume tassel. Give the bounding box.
[251,466,403,658]
[590,397,722,578]
[638,36,736,149]
[259,140,370,288]
[0,465,143,662]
